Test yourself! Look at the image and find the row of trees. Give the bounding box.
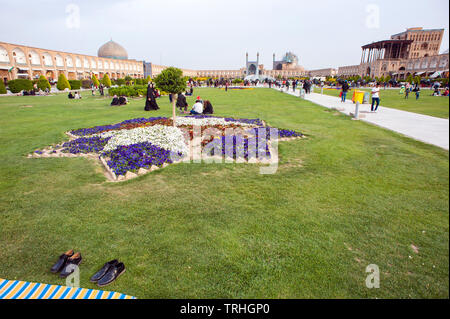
[2,73,146,93]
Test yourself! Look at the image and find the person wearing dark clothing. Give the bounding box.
[413,85,420,100]
[303,81,311,94]
[145,84,159,111]
[118,96,127,105]
[110,95,120,106]
[341,81,350,102]
[176,93,188,112]
[203,100,214,114]
[169,93,173,103]
[68,92,74,99]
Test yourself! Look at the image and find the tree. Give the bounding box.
[414,76,421,85]
[57,73,71,91]
[406,74,414,84]
[0,80,7,94]
[102,73,112,88]
[124,75,133,85]
[154,67,186,127]
[8,79,33,93]
[68,80,81,90]
[92,74,100,88]
[145,75,152,84]
[37,75,51,91]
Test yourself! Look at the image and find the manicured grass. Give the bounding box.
[0,88,448,298]
[313,87,449,119]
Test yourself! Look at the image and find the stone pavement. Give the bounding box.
[275,87,449,150]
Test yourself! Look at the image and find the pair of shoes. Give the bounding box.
[50,250,83,278]
[90,260,126,287]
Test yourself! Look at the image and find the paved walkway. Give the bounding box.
[276,87,449,150]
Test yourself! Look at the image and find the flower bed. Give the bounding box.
[30,115,304,181]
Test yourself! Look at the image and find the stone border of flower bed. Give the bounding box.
[28,117,305,183]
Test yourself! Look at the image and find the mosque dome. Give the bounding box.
[98,40,128,60]
[282,52,298,65]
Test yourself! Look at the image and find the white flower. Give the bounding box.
[100,125,189,154]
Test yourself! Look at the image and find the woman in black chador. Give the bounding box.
[145,83,159,111]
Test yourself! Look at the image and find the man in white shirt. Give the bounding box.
[190,96,203,115]
[371,84,380,112]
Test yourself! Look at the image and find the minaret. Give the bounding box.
[246,52,248,65]
[256,52,260,76]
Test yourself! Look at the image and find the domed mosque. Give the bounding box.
[97,39,128,60]
[275,51,300,70]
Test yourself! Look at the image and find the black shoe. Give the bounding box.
[90,260,118,283]
[50,249,74,273]
[97,262,126,287]
[59,252,82,278]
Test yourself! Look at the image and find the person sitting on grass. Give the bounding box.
[185,86,193,96]
[118,95,128,105]
[432,87,440,96]
[203,100,214,114]
[74,91,81,99]
[443,88,449,97]
[68,92,74,99]
[110,95,120,106]
[176,93,188,112]
[189,96,203,115]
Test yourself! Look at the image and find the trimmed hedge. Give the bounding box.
[69,80,81,90]
[57,74,71,91]
[116,78,125,86]
[81,79,93,89]
[109,85,169,97]
[109,85,147,97]
[102,74,112,88]
[0,80,6,94]
[8,79,33,93]
[92,74,100,87]
[37,75,51,91]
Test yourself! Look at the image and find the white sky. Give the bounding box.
[1,0,448,70]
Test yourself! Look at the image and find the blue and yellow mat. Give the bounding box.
[0,278,136,299]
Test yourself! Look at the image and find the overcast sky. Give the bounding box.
[1,0,448,70]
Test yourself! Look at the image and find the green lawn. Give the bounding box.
[313,87,449,119]
[0,88,448,298]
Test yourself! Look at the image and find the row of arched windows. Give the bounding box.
[0,46,142,72]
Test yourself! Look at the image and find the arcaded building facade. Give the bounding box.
[0,40,144,84]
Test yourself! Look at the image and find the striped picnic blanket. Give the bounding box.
[0,278,136,299]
